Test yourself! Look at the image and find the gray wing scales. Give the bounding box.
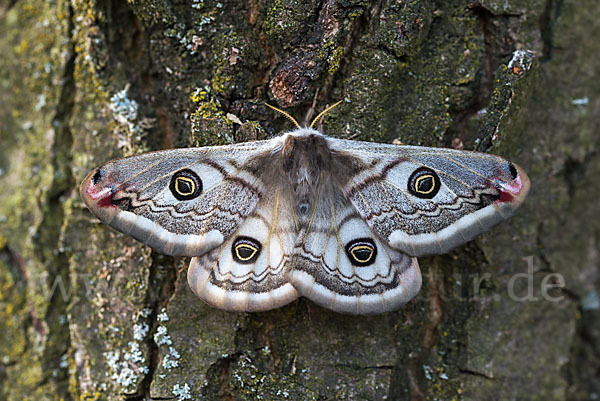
[328,139,530,256]
[80,142,273,256]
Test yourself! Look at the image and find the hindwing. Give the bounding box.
[288,177,422,314]
[187,184,300,312]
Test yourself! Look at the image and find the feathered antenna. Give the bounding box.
[310,100,343,128]
[265,103,301,129]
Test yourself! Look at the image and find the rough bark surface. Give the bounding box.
[0,0,598,400]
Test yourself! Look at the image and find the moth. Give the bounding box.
[80,104,530,314]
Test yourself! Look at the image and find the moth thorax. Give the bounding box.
[281,132,331,198]
[295,198,313,225]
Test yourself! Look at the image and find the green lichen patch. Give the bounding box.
[235,121,268,142]
[209,28,266,99]
[0,1,74,398]
[0,248,28,365]
[189,89,235,146]
[261,0,320,48]
[321,38,344,75]
[323,2,483,146]
[209,31,239,95]
[70,1,111,104]
[149,270,238,399]
[127,0,178,28]
[223,352,321,401]
[377,0,436,59]
[65,209,155,398]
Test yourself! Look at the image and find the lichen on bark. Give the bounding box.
[0,0,598,400]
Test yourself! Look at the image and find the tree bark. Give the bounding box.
[0,0,598,400]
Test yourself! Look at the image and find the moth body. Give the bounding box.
[81,127,529,314]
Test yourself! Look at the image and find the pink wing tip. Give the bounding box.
[80,168,120,209]
[495,163,530,205]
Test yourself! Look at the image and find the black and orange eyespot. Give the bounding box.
[408,167,440,199]
[169,169,202,200]
[232,236,262,264]
[345,238,377,267]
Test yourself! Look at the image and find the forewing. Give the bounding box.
[80,141,273,256]
[187,185,300,312]
[288,180,422,315]
[328,139,530,256]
